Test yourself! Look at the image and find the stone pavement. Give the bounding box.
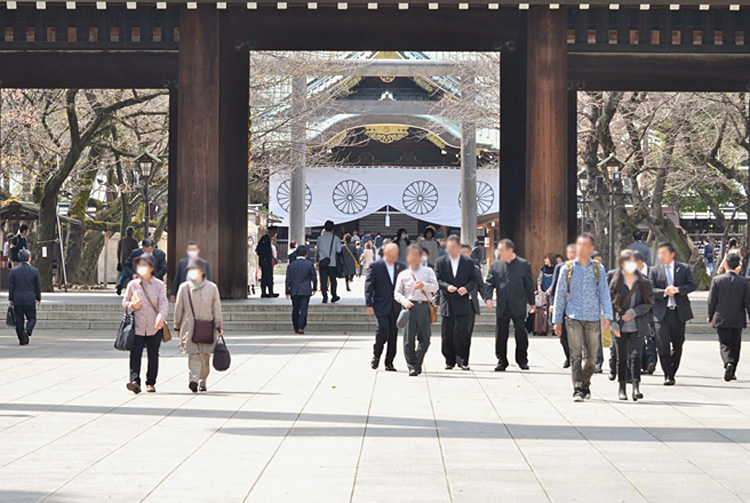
[1,324,749,503]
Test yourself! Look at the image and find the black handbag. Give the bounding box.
[114,311,136,351]
[213,335,231,371]
[6,306,16,327]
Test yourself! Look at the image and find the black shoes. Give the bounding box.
[594,364,603,374]
[331,296,341,303]
[460,365,470,371]
[573,391,585,402]
[562,360,570,369]
[322,297,328,304]
[189,381,198,393]
[384,364,397,372]
[199,385,207,392]
[663,377,676,386]
[494,364,506,372]
[644,362,656,375]
[408,369,419,377]
[519,364,530,371]
[725,363,736,382]
[445,364,455,370]
[618,381,628,400]
[633,380,643,401]
[116,285,122,295]
[370,357,379,370]
[127,381,142,394]
[608,368,616,381]
[583,388,592,400]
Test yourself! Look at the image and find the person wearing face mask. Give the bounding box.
[123,239,168,284]
[171,241,212,302]
[122,253,169,394]
[395,228,410,263]
[609,250,653,401]
[174,257,224,393]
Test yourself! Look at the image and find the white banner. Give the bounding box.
[269,166,499,227]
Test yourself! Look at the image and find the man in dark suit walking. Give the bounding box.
[8,249,41,345]
[170,241,211,301]
[285,245,317,334]
[484,239,536,371]
[365,242,406,371]
[707,252,750,382]
[649,242,697,385]
[256,226,278,298]
[124,239,167,282]
[436,235,478,371]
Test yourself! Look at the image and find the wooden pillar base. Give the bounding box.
[525,6,568,270]
[176,7,249,298]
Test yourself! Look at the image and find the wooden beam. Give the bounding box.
[176,7,248,299]
[569,53,750,91]
[0,51,177,88]
[526,6,568,269]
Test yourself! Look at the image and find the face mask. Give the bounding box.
[136,265,150,277]
[623,261,638,274]
[421,256,429,264]
[187,250,198,259]
[187,269,202,281]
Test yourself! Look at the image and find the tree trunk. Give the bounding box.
[37,192,57,291]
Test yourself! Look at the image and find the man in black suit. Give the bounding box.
[170,241,211,301]
[257,226,278,298]
[124,239,167,282]
[484,239,536,371]
[8,249,41,345]
[9,224,29,267]
[707,252,750,382]
[436,235,478,370]
[649,242,697,385]
[461,244,486,339]
[285,245,317,334]
[365,242,406,371]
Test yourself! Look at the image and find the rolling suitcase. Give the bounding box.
[532,305,549,336]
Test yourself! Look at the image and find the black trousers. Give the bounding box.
[495,308,528,367]
[655,309,686,379]
[14,303,37,342]
[260,259,275,295]
[291,295,310,331]
[718,327,742,369]
[319,266,338,300]
[442,314,472,367]
[615,331,643,382]
[129,334,162,386]
[403,303,431,372]
[374,311,398,366]
[560,321,570,362]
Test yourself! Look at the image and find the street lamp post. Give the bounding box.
[595,154,626,270]
[133,150,160,239]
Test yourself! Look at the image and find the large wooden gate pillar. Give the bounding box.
[176,8,249,298]
[525,6,568,268]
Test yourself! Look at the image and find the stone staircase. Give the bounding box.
[0,299,715,336]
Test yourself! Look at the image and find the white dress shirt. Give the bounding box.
[394,265,439,307]
[385,261,395,284]
[665,261,677,308]
[449,255,460,277]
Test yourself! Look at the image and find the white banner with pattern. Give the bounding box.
[269,166,499,227]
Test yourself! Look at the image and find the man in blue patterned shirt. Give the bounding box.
[553,233,614,402]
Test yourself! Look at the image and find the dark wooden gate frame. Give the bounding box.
[2,3,750,296]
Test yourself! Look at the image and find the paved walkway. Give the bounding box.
[0,325,748,503]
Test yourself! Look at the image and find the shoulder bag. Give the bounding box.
[141,285,172,342]
[187,287,215,344]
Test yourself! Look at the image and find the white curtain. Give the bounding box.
[270,166,499,227]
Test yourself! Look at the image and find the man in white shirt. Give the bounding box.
[394,244,438,376]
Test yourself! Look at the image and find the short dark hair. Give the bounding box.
[658,242,676,254]
[447,234,461,245]
[18,249,31,262]
[633,230,643,241]
[498,238,515,250]
[19,224,29,233]
[421,247,429,256]
[726,252,741,270]
[461,244,472,251]
[423,226,436,238]
[187,240,199,248]
[729,238,738,248]
[632,250,645,263]
[296,244,308,257]
[141,239,154,248]
[579,233,596,247]
[126,226,135,236]
[324,220,334,232]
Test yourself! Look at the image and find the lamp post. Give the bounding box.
[595,153,626,269]
[133,150,160,239]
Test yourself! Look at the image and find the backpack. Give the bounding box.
[565,259,601,297]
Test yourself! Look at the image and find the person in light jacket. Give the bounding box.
[122,253,169,394]
[174,258,224,393]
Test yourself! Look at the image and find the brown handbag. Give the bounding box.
[141,285,172,342]
[411,271,439,324]
[187,287,215,344]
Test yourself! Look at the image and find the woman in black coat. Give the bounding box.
[610,250,653,402]
[339,233,359,291]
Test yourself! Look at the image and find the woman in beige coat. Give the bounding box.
[174,258,224,393]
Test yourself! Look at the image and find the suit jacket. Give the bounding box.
[171,257,212,297]
[626,240,652,266]
[708,271,750,329]
[365,259,406,317]
[9,263,41,305]
[256,234,274,263]
[484,256,535,319]
[124,247,168,281]
[117,236,139,267]
[435,254,478,317]
[648,261,696,322]
[285,258,318,297]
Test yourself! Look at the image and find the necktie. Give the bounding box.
[666,265,676,308]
